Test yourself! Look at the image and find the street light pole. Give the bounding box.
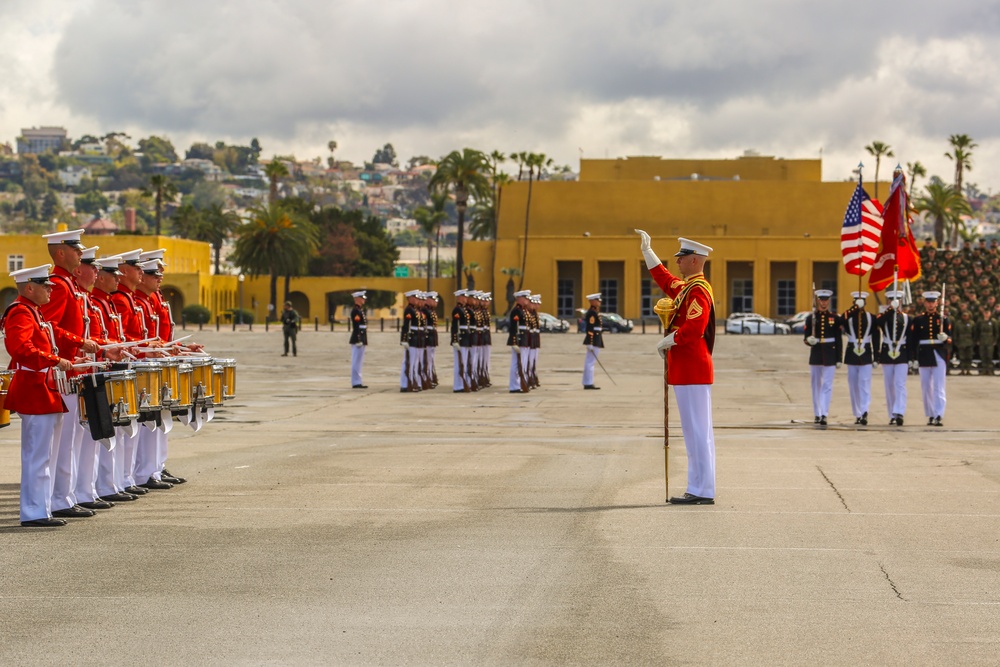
[238,274,245,326]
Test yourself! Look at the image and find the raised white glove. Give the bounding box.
[836,362,842,369]
[806,335,818,346]
[656,332,676,358]
[512,345,520,353]
[890,299,900,309]
[354,342,364,348]
[401,341,409,348]
[634,228,661,269]
[854,298,866,308]
[937,332,949,341]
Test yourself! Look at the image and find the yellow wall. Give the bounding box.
[579,155,823,182]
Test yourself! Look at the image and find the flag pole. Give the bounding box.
[857,162,864,298]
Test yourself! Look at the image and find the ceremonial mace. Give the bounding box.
[653,297,675,503]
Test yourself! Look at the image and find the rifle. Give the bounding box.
[421,347,433,390]
[515,349,529,393]
[457,346,471,393]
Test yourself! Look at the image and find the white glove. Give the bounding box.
[656,332,676,358]
[354,342,364,348]
[854,298,866,308]
[937,332,949,341]
[872,360,879,368]
[634,228,661,269]
[512,345,520,353]
[909,360,918,371]
[401,341,409,348]
[806,336,818,346]
[836,362,842,369]
[451,342,460,350]
[890,299,900,309]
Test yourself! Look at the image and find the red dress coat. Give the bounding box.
[649,264,715,386]
[3,298,67,414]
[153,291,173,342]
[134,290,163,341]
[38,266,86,362]
[111,285,148,341]
[91,288,125,343]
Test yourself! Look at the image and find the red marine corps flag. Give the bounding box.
[841,177,884,275]
[869,170,922,292]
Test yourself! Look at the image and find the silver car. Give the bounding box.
[725,313,791,335]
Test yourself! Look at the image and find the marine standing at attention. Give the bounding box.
[581,293,604,390]
[349,290,368,389]
[804,289,843,426]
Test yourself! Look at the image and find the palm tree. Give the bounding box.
[945,134,976,199]
[517,152,553,290]
[327,140,338,169]
[413,193,448,290]
[906,161,927,202]
[173,203,241,274]
[143,174,178,236]
[264,159,290,205]
[429,148,491,290]
[231,203,318,318]
[864,141,894,200]
[914,182,972,247]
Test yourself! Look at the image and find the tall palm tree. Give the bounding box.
[231,202,318,318]
[144,174,178,236]
[906,161,927,202]
[913,182,972,248]
[264,159,290,205]
[173,203,241,274]
[413,193,448,289]
[429,148,491,290]
[945,134,976,199]
[517,152,553,290]
[864,141,894,200]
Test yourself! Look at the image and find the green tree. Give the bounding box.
[906,161,927,201]
[143,174,179,236]
[373,143,397,166]
[914,181,972,247]
[945,134,976,200]
[250,138,262,164]
[413,192,449,288]
[864,141,894,200]
[186,142,215,160]
[327,140,338,169]
[264,159,290,205]
[429,148,491,290]
[231,202,318,318]
[40,191,61,221]
[75,189,110,216]
[173,203,240,274]
[137,136,178,167]
[513,151,553,290]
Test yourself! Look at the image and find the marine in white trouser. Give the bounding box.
[450,290,474,391]
[581,294,604,390]
[506,291,532,392]
[399,290,422,391]
[842,292,880,425]
[875,290,909,425]
[908,291,950,426]
[348,291,368,389]
[804,290,843,426]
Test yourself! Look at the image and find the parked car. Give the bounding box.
[784,311,811,334]
[496,311,571,333]
[725,313,791,335]
[576,309,633,333]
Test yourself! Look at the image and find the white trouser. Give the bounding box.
[21,413,63,522]
[96,438,122,497]
[470,346,480,380]
[528,348,538,380]
[484,344,491,379]
[119,427,140,489]
[847,364,872,418]
[400,348,417,389]
[453,347,469,390]
[509,349,526,391]
[583,345,598,386]
[919,363,947,418]
[74,430,101,504]
[881,363,908,419]
[351,345,366,386]
[674,384,716,499]
[135,427,159,484]
[51,394,83,511]
[427,347,436,380]
[810,365,836,417]
[157,427,168,476]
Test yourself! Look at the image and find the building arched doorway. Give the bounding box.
[161,285,185,321]
[287,291,310,319]
[0,287,17,310]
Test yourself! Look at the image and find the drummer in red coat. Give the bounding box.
[2,265,75,527]
[637,231,718,505]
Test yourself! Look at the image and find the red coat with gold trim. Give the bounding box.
[39,265,87,361]
[649,264,715,385]
[3,298,67,414]
[111,285,147,341]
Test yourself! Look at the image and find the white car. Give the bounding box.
[726,313,791,335]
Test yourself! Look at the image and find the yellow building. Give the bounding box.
[463,155,885,321]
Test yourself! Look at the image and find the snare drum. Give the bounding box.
[0,369,13,429]
[160,359,193,409]
[212,363,225,407]
[77,370,138,427]
[188,358,215,404]
[131,361,163,411]
[217,358,237,399]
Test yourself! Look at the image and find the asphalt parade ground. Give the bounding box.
[2,327,1000,666]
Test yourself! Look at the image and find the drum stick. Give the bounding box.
[164,335,193,345]
[71,361,110,369]
[99,337,159,350]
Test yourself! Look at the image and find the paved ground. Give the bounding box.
[2,327,999,666]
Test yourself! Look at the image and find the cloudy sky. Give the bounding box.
[2,0,999,193]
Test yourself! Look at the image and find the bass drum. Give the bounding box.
[0,369,13,429]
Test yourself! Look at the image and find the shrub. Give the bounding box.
[182,304,211,324]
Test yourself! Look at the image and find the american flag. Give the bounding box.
[841,181,884,276]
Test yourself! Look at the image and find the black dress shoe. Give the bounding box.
[21,518,67,527]
[814,416,821,424]
[78,500,114,510]
[896,416,904,426]
[52,505,96,518]
[160,473,186,484]
[934,416,943,426]
[509,390,522,393]
[101,492,138,502]
[669,493,715,505]
[352,385,368,389]
[819,416,827,426]
[583,385,600,390]
[889,417,897,426]
[125,485,148,495]
[854,417,862,425]
[927,417,934,426]
[859,413,868,426]
[140,478,173,490]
